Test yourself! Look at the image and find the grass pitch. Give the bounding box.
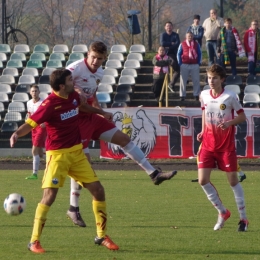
[0,169,260,260]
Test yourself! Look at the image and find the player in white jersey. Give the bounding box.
[197,64,249,232]
[66,41,177,227]
[25,85,47,180]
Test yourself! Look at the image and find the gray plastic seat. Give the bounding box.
[0,83,12,94]
[68,53,84,61]
[49,53,66,62]
[108,53,124,63]
[118,75,135,86]
[46,60,63,68]
[243,93,260,105]
[22,68,39,77]
[103,68,118,78]
[18,75,35,85]
[52,44,69,54]
[244,85,260,94]
[224,85,241,95]
[42,68,56,76]
[8,102,26,113]
[110,44,127,55]
[4,111,23,122]
[100,75,116,85]
[14,44,30,54]
[97,84,113,94]
[72,44,88,53]
[38,84,52,94]
[121,68,137,78]
[12,93,29,103]
[33,44,50,54]
[126,53,143,62]
[124,60,140,70]
[0,53,7,63]
[0,44,11,55]
[6,60,23,69]
[105,60,122,69]
[0,75,15,84]
[129,44,146,55]
[2,68,19,78]
[39,92,49,100]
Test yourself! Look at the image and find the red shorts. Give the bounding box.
[32,126,47,147]
[79,113,116,149]
[197,148,237,172]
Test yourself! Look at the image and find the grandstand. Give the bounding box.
[0,43,254,149]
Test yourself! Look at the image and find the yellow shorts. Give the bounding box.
[42,148,98,189]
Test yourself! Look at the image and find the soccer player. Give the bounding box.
[197,64,249,232]
[66,41,177,227]
[25,85,47,180]
[10,69,119,253]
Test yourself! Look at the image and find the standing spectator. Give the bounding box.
[203,9,224,66]
[160,21,180,92]
[217,18,245,76]
[152,46,173,103]
[177,32,201,101]
[244,19,260,76]
[25,85,47,180]
[187,15,204,47]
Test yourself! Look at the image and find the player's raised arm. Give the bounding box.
[10,123,33,147]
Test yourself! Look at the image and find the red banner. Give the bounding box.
[100,107,259,159]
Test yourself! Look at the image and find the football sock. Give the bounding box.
[122,141,155,175]
[70,178,82,208]
[237,171,244,177]
[201,182,226,214]
[231,183,247,220]
[30,203,49,242]
[93,200,107,238]
[33,155,40,174]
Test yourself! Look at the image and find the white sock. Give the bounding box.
[32,155,40,174]
[201,182,226,214]
[70,178,82,207]
[237,171,244,177]
[231,183,247,220]
[122,141,155,175]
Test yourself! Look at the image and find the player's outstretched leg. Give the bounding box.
[237,171,246,182]
[67,178,86,227]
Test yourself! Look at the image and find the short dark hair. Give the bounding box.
[165,21,173,26]
[49,69,71,91]
[206,64,226,79]
[224,18,232,23]
[88,41,107,56]
[30,84,39,90]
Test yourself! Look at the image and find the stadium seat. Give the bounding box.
[225,75,242,86]
[4,111,23,122]
[203,85,210,90]
[124,60,141,71]
[8,101,26,113]
[111,102,128,108]
[68,53,84,61]
[224,84,241,95]
[121,68,137,78]
[26,60,43,69]
[108,53,124,63]
[12,93,29,103]
[244,85,260,94]
[97,83,113,94]
[49,53,66,62]
[0,75,15,85]
[105,60,123,70]
[113,93,131,104]
[103,68,118,78]
[100,75,116,85]
[39,92,48,100]
[116,84,133,94]
[10,52,26,62]
[13,44,30,54]
[96,92,111,103]
[2,68,19,79]
[246,75,260,85]
[0,53,8,64]
[18,75,35,85]
[33,44,50,55]
[243,102,259,108]
[52,44,69,54]
[46,60,63,69]
[6,60,23,69]
[110,44,127,55]
[0,60,3,70]
[243,93,260,106]
[66,60,75,67]
[126,53,143,62]
[0,83,12,94]
[42,68,56,76]
[0,44,11,55]
[0,101,5,117]
[38,75,50,84]
[0,92,9,103]
[15,84,31,93]
[22,68,39,78]
[71,44,88,54]
[129,44,146,56]
[30,53,46,65]
[1,121,18,132]
[38,84,52,94]
[118,75,135,87]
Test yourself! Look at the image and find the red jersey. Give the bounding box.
[26,91,81,151]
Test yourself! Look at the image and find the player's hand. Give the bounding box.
[103,112,113,122]
[217,121,231,130]
[10,133,18,147]
[197,132,203,142]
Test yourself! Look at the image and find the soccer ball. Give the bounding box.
[3,193,26,216]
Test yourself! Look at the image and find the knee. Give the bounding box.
[93,184,105,201]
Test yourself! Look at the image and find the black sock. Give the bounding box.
[69,206,79,212]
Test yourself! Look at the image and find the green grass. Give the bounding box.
[0,170,260,260]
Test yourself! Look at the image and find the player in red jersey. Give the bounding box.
[197,64,248,232]
[25,85,47,180]
[10,69,119,253]
[66,41,177,227]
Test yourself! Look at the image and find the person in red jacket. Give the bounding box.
[177,32,201,101]
[243,19,260,75]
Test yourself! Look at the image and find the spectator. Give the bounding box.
[160,21,180,92]
[177,32,201,101]
[187,14,204,47]
[217,18,245,76]
[152,46,173,103]
[203,9,224,66]
[244,19,260,76]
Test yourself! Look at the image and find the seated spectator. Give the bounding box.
[177,32,201,101]
[152,46,173,103]
[217,18,245,76]
[187,15,204,47]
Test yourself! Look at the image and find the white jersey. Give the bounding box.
[66,59,103,105]
[200,88,244,152]
[27,98,44,116]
